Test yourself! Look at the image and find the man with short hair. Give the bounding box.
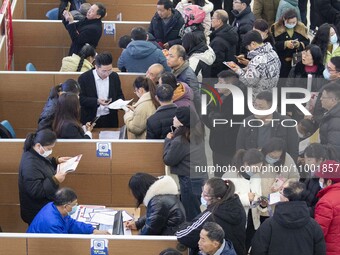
[146,84,177,139]
[319,83,340,153]
[146,63,165,85]
[167,45,200,112]
[118,27,170,73]
[27,187,108,234]
[63,2,106,55]
[231,0,255,54]
[315,160,340,255]
[78,52,125,128]
[236,91,299,162]
[251,181,326,255]
[70,2,91,21]
[198,222,236,255]
[210,10,238,78]
[227,30,281,99]
[313,57,340,124]
[148,0,184,49]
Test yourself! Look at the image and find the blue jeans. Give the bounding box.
[178,176,204,221]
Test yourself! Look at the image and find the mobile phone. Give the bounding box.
[91,116,100,125]
[223,61,237,69]
[104,98,112,103]
[65,2,71,12]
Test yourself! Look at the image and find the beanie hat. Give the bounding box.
[316,160,340,183]
[175,107,191,128]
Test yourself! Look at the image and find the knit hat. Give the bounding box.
[175,107,191,128]
[315,160,340,183]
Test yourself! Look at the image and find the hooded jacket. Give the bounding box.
[275,0,301,21]
[236,42,281,99]
[315,182,340,255]
[188,45,216,82]
[117,40,170,73]
[173,82,196,109]
[176,194,246,255]
[319,103,340,152]
[135,176,186,235]
[251,201,326,255]
[210,24,238,77]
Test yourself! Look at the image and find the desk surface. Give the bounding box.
[92,128,120,140]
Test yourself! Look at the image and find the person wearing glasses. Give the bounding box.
[319,83,340,153]
[27,187,108,234]
[78,52,125,128]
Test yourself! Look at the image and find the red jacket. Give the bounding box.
[315,182,340,255]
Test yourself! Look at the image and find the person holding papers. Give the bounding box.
[53,93,94,139]
[123,77,159,139]
[126,173,185,235]
[28,187,108,234]
[78,52,125,128]
[18,129,72,225]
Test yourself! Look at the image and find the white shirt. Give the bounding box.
[93,69,110,117]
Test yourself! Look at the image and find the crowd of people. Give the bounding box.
[15,0,340,254]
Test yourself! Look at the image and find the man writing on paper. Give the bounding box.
[28,187,108,234]
[78,52,125,128]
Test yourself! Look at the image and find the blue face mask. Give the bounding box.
[330,34,338,45]
[285,22,296,29]
[201,196,208,207]
[323,68,331,80]
[68,205,78,216]
[266,155,279,165]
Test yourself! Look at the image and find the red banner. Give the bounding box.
[1,0,13,70]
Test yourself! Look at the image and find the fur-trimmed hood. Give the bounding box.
[272,21,308,39]
[143,176,179,206]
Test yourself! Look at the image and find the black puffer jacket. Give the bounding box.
[37,88,58,131]
[177,194,246,255]
[320,103,340,153]
[210,24,238,77]
[135,176,185,235]
[251,201,326,255]
[316,0,340,26]
[304,178,321,217]
[18,149,59,224]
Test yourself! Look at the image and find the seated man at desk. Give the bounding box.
[27,187,108,234]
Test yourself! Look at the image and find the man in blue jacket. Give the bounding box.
[27,187,108,234]
[118,27,170,73]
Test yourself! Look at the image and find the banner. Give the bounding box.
[0,0,13,70]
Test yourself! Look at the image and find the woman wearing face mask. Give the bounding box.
[271,9,309,78]
[176,178,246,255]
[259,138,299,220]
[302,143,339,217]
[311,23,340,66]
[123,76,159,139]
[223,148,264,253]
[285,44,326,121]
[18,129,71,225]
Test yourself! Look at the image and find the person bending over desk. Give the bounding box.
[28,187,108,234]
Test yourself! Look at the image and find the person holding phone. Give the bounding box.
[78,52,125,128]
[271,9,309,78]
[53,93,94,139]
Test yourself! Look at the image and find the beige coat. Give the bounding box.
[253,0,280,26]
[259,152,300,216]
[123,92,156,139]
[60,54,93,72]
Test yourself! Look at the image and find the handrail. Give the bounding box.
[12,19,150,24]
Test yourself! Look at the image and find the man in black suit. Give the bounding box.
[78,52,125,128]
[62,2,106,55]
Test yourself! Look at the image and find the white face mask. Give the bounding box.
[330,34,338,45]
[40,146,52,158]
[319,181,324,189]
[201,196,208,207]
